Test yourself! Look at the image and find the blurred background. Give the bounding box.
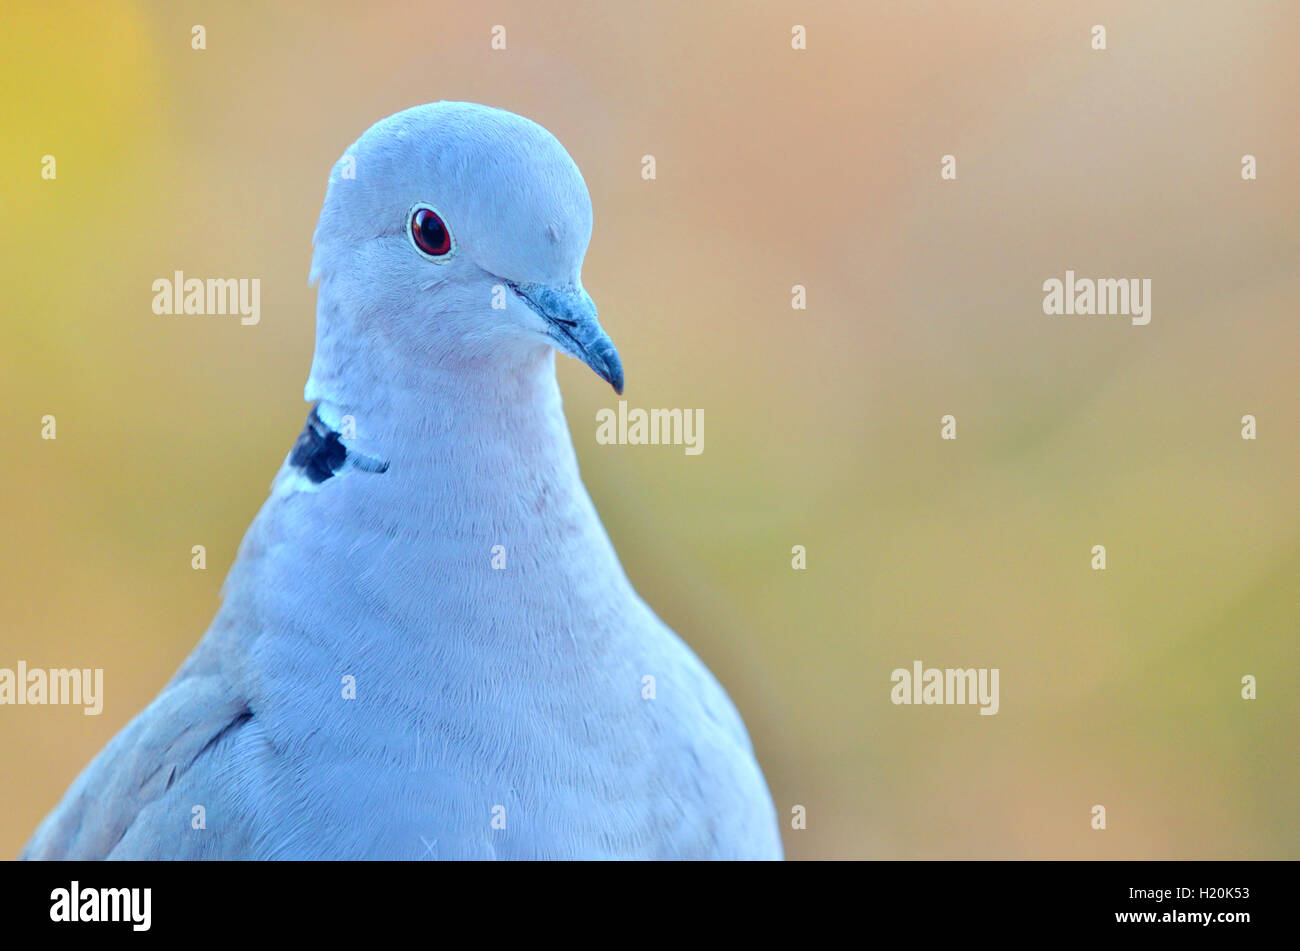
[2,0,1297,859]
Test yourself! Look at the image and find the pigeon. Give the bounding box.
[24,102,782,860]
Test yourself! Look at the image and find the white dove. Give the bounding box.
[24,102,782,860]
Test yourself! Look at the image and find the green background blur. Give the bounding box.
[2,1,1297,859]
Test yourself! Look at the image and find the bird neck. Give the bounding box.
[291,340,630,619]
[312,343,578,488]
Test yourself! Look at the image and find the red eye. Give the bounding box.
[411,207,452,256]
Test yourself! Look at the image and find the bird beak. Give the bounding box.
[507,281,624,394]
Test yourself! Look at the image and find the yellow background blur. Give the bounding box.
[2,1,1297,859]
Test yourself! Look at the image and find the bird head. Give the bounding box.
[307,101,623,398]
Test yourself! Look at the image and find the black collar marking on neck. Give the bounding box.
[289,406,390,483]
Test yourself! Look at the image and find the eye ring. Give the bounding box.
[408,203,455,261]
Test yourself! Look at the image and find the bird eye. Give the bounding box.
[409,205,453,258]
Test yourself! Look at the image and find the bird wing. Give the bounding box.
[21,672,256,859]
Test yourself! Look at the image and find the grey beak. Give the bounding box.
[507,281,624,394]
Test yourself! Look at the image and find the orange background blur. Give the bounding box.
[2,1,1297,859]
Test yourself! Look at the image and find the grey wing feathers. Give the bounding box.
[21,674,251,860]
